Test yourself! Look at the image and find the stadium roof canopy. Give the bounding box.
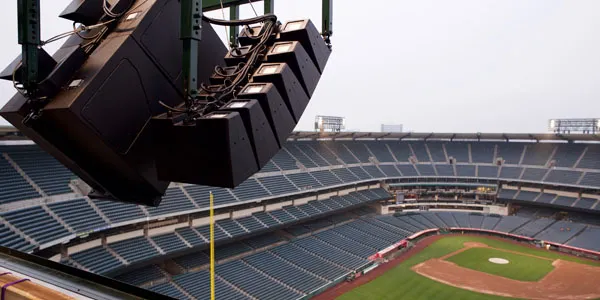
[1,125,600,142]
[289,131,600,142]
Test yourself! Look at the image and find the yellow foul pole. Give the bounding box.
[210,191,215,300]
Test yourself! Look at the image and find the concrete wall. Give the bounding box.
[266,200,293,212]
[336,188,355,196]
[106,229,144,244]
[292,196,315,205]
[231,207,263,218]
[148,222,188,236]
[317,191,337,200]
[192,213,230,227]
[488,205,509,215]
[68,239,101,254]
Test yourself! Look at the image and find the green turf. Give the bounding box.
[445,247,554,281]
[337,235,600,300]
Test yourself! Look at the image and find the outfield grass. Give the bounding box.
[338,235,600,300]
[445,247,554,281]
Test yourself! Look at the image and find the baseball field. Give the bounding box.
[334,235,600,300]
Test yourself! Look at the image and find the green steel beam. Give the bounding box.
[264,0,273,14]
[203,0,261,11]
[181,0,202,105]
[17,0,41,97]
[229,5,239,46]
[322,0,332,39]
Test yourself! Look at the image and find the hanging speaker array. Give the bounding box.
[152,19,331,188]
[0,0,331,205]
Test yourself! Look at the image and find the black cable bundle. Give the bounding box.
[181,14,279,120]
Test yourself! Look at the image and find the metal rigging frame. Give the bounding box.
[17,0,333,103]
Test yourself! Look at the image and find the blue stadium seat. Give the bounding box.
[522,144,554,166]
[258,175,296,195]
[0,155,40,204]
[470,142,495,163]
[108,237,159,264]
[231,178,270,201]
[293,143,330,166]
[146,187,195,216]
[92,199,145,224]
[151,232,188,253]
[70,246,123,274]
[5,146,74,195]
[115,265,165,286]
[364,142,395,162]
[2,206,70,245]
[48,198,107,233]
[444,143,469,163]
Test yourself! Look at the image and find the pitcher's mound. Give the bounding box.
[488,258,509,264]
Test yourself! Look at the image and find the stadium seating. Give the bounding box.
[148,282,188,300]
[1,206,70,245]
[499,166,523,179]
[534,221,587,244]
[567,227,600,251]
[577,147,600,169]
[548,144,582,167]
[230,178,270,200]
[456,165,476,177]
[108,237,160,264]
[91,199,145,223]
[174,270,249,300]
[496,143,525,164]
[114,265,166,286]
[470,142,495,163]
[146,188,195,216]
[416,164,436,176]
[426,143,446,162]
[48,198,107,233]
[444,143,469,163]
[521,168,547,181]
[0,223,34,252]
[522,144,554,166]
[410,142,430,162]
[0,155,40,204]
[69,246,124,274]
[151,233,188,254]
[99,210,600,300]
[257,175,296,195]
[365,142,395,162]
[1,139,600,273]
[4,146,74,195]
[216,260,302,300]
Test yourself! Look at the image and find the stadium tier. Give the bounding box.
[1,137,600,299]
[109,211,600,300]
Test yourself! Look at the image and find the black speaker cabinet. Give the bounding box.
[251,62,309,123]
[152,110,258,188]
[265,41,321,97]
[278,19,331,74]
[0,0,226,206]
[237,82,296,146]
[218,99,279,168]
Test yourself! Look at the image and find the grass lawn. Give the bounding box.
[445,247,554,281]
[338,235,600,300]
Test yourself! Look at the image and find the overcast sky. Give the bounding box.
[1,0,599,133]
